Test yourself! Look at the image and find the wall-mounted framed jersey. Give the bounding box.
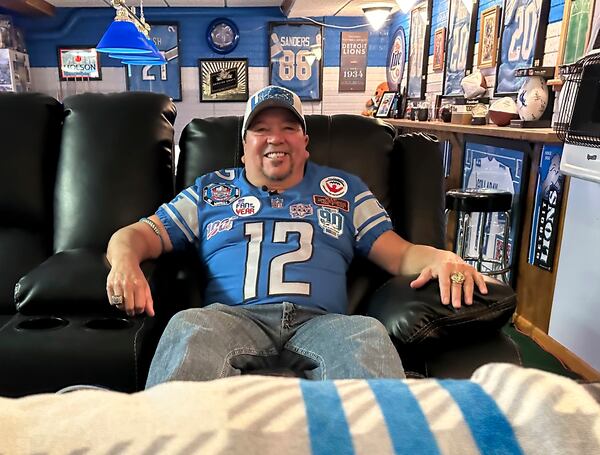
[495,0,550,96]
[125,23,181,102]
[269,22,323,101]
[407,0,433,100]
[442,0,479,96]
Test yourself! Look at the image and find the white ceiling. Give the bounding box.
[44,0,401,17]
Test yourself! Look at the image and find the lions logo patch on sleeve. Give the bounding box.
[203,184,240,207]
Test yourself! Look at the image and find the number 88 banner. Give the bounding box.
[269,22,323,100]
[495,0,549,95]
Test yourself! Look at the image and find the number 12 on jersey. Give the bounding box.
[269,22,323,101]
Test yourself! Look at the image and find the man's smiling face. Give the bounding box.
[242,107,309,190]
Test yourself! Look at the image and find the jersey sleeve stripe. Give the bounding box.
[356,216,390,242]
[354,190,371,205]
[162,203,195,242]
[354,198,387,231]
[183,187,200,203]
[170,193,200,238]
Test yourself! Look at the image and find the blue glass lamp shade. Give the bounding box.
[97,21,155,54]
[121,56,166,65]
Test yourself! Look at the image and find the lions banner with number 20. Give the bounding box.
[269,22,323,101]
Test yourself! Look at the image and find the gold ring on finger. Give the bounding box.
[450,271,466,286]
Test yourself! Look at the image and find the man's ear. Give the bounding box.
[241,154,246,164]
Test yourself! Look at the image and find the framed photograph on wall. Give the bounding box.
[442,0,479,97]
[375,91,396,117]
[461,137,531,285]
[555,0,595,78]
[432,28,446,71]
[126,23,181,102]
[477,6,500,69]
[269,22,323,100]
[57,46,101,81]
[587,0,600,52]
[407,0,433,100]
[199,58,248,102]
[495,0,550,96]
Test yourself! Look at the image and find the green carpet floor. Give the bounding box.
[502,323,581,380]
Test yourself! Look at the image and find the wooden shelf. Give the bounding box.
[386,119,562,143]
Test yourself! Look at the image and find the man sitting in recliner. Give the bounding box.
[105,85,488,386]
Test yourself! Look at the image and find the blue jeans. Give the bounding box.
[146,302,405,388]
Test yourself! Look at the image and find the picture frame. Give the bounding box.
[57,46,102,81]
[442,0,479,97]
[495,0,550,96]
[125,23,182,102]
[461,136,531,285]
[555,0,595,79]
[432,28,446,71]
[477,6,500,69]
[407,0,433,100]
[199,58,248,102]
[587,0,600,53]
[269,22,323,101]
[375,91,396,118]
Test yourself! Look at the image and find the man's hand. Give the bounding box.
[410,250,488,308]
[106,258,155,317]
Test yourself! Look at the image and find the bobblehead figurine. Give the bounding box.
[362,82,389,117]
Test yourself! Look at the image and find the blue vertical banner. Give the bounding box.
[528,144,565,271]
[270,22,323,100]
[126,23,181,101]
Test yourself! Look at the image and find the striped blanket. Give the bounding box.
[1,363,598,455]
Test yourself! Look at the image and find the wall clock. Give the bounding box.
[207,18,239,54]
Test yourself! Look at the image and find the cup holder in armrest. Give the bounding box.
[16,317,69,331]
[84,318,133,331]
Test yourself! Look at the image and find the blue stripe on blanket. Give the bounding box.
[300,380,354,455]
[439,380,524,455]
[369,380,441,455]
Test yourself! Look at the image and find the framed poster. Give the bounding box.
[587,0,600,52]
[495,0,550,96]
[339,31,368,92]
[386,26,406,91]
[126,23,181,102]
[432,28,446,71]
[269,22,322,100]
[461,138,530,284]
[477,6,500,69]
[556,0,595,77]
[443,0,479,96]
[57,47,101,81]
[375,91,396,117]
[199,58,248,102]
[407,0,433,100]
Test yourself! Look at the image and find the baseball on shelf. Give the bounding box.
[517,76,549,121]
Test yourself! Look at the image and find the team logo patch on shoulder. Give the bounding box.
[317,207,344,238]
[313,195,350,212]
[290,203,313,218]
[206,216,236,240]
[320,176,348,198]
[232,196,261,217]
[203,184,240,206]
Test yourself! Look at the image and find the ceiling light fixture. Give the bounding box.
[362,5,393,31]
[395,0,418,14]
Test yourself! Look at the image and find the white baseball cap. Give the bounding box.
[241,85,306,139]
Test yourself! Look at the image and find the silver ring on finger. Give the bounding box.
[110,294,124,306]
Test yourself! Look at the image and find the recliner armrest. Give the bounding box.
[365,274,516,346]
[14,249,156,314]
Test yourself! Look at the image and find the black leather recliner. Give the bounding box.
[0,94,519,397]
[0,92,176,396]
[177,115,521,379]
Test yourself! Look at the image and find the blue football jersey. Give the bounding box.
[156,162,393,314]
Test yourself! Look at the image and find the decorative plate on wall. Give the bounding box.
[207,18,240,54]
